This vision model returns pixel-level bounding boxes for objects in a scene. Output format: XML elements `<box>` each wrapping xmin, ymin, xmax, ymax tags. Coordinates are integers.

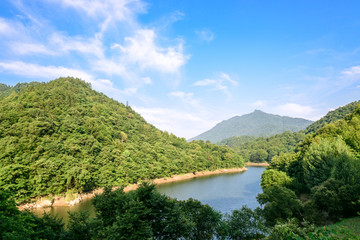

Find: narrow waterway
<box><xmin>32</xmin><ymin>166</ymin><xmax>265</xmax><ymax>222</ymax></box>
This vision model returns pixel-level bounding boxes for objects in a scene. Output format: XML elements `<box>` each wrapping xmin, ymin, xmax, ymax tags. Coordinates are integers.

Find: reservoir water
<box><xmin>32</xmin><ymin>166</ymin><xmax>265</xmax><ymax>222</ymax></box>
<box><xmin>156</xmin><ymin>166</ymin><xmax>265</xmax><ymax>213</ymax></box>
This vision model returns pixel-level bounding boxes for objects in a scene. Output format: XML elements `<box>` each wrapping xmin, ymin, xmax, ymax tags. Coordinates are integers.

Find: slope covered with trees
<box><xmin>220</xmin><ymin>100</ymin><xmax>360</xmax><ymax>163</ymax></box>
<box><xmin>220</xmin><ymin>131</ymin><xmax>306</xmax><ymax>163</ymax></box>
<box><xmin>305</xmin><ymin>100</ymin><xmax>360</xmax><ymax>134</ymax></box>
<box><xmin>259</xmin><ymin>105</ymin><xmax>360</xmax><ymax>226</ymax></box>
<box><xmin>189</xmin><ymin>110</ymin><xmax>312</xmax><ymax>143</ymax></box>
<box><xmin>0</xmin><ymin>78</ymin><xmax>244</xmax><ymax>202</ymax></box>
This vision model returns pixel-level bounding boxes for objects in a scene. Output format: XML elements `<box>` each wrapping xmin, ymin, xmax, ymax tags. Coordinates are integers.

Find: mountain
<box><xmin>0</xmin><ymin>78</ymin><xmax>244</xmax><ymax>202</ymax></box>
<box><xmin>189</xmin><ymin>110</ymin><xmax>313</xmax><ymax>143</ymax></box>
<box><xmin>219</xmin><ymin>100</ymin><xmax>360</xmax><ymax>163</ymax></box>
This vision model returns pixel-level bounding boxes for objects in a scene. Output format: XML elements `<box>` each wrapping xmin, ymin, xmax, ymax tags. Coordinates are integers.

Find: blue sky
<box><xmin>1</xmin><ymin>0</ymin><xmax>360</xmax><ymax>139</ymax></box>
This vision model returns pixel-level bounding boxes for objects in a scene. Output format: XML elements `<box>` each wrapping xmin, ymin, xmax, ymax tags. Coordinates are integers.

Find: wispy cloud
<box><xmin>0</xmin><ymin>0</ymin><xmax>190</xmax><ymax>94</ymax></box>
<box><xmin>340</xmin><ymin>65</ymin><xmax>360</xmax><ymax>83</ymax></box>
<box><xmin>195</xmin><ymin>29</ymin><xmax>214</xmax><ymax>42</ymax></box>
<box><xmin>274</xmin><ymin>103</ymin><xmax>319</xmax><ymax>120</ymax></box>
<box><xmin>133</xmin><ymin>106</ymin><xmax>215</xmax><ymax>139</ymax></box>
<box><xmin>252</xmin><ymin>100</ymin><xmax>266</xmax><ymax>107</ymax></box>
<box><xmin>168</xmin><ymin>91</ymin><xmax>201</xmax><ymax>108</ymax></box>
<box><xmin>49</xmin><ymin>33</ymin><xmax>104</xmax><ymax>58</ymax></box>
<box><xmin>54</xmin><ymin>0</ymin><xmax>146</xmax><ymax>22</ymax></box>
<box><xmin>10</xmin><ymin>42</ymin><xmax>57</xmax><ymax>55</ymax></box>
<box><xmin>0</xmin><ymin>61</ymin><xmax>92</xmax><ymax>80</ymax></box>
<box><xmin>0</xmin><ymin>18</ymin><xmax>16</xmax><ymax>36</ymax></box>
<box><xmin>194</xmin><ymin>72</ymin><xmax>237</xmax><ymax>97</ymax></box>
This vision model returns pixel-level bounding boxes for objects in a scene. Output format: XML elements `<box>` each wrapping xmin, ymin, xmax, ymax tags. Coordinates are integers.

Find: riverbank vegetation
<box><xmin>258</xmin><ymin>104</ymin><xmax>360</xmax><ymax>238</ymax></box>
<box><xmin>2</xmin><ymin>183</ymin><xmax>359</xmax><ymax>239</ymax></box>
<box><xmin>0</xmin><ymin>78</ymin><xmax>244</xmax><ymax>203</ymax></box>
<box><xmin>1</xmin><ymin>183</ymin><xmax>268</xmax><ymax>240</ymax></box>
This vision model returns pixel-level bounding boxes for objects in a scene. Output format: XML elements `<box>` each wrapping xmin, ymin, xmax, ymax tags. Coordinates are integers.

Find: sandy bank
<box><xmin>245</xmin><ymin>162</ymin><xmax>269</xmax><ymax>167</ymax></box>
<box><xmin>18</xmin><ymin>167</ymin><xmax>247</xmax><ymax>211</ymax></box>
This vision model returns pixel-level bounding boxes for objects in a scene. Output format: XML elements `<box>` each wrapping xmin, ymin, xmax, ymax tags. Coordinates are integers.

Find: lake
<box><xmin>32</xmin><ymin>166</ymin><xmax>265</xmax><ymax>222</ymax></box>
<box><xmin>157</xmin><ymin>166</ymin><xmax>265</xmax><ymax>212</ymax></box>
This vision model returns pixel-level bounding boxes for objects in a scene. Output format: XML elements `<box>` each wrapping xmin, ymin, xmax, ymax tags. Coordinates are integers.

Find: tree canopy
<box><xmin>261</xmin><ymin>104</ymin><xmax>360</xmax><ymax>225</ymax></box>
<box><xmin>0</xmin><ymin>78</ymin><xmax>244</xmax><ymax>202</ymax></box>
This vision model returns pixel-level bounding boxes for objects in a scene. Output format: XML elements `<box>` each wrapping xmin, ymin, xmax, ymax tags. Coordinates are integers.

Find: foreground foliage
<box><xmin>0</xmin><ymin>78</ymin><xmax>244</xmax><ymax>203</ymax></box>
<box><xmin>0</xmin><ymin>184</ymin><xmax>267</xmax><ymax>240</ymax></box>
<box><xmin>260</xmin><ymin>104</ymin><xmax>360</xmax><ymax>226</ymax></box>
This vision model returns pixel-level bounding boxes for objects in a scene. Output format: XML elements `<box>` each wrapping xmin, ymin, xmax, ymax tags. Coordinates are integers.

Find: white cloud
<box><xmin>55</xmin><ymin>0</ymin><xmax>145</xmax><ymax>21</ymax></box>
<box><xmin>133</xmin><ymin>106</ymin><xmax>215</xmax><ymax>139</ymax></box>
<box><xmin>195</xmin><ymin>29</ymin><xmax>214</xmax><ymax>42</ymax></box>
<box><xmin>113</xmin><ymin>29</ymin><xmax>188</xmax><ymax>73</ymax></box>
<box><xmin>252</xmin><ymin>100</ymin><xmax>266</xmax><ymax>107</ymax></box>
<box><xmin>194</xmin><ymin>72</ymin><xmax>237</xmax><ymax>97</ymax></box>
<box><xmin>92</xmin><ymin>58</ymin><xmax>127</xmax><ymax>76</ymax></box>
<box><xmin>0</xmin><ymin>61</ymin><xmax>119</xmax><ymax>95</ymax></box>
<box><xmin>49</xmin><ymin>33</ymin><xmax>104</xmax><ymax>58</ymax></box>
<box><xmin>341</xmin><ymin>66</ymin><xmax>360</xmax><ymax>82</ymax></box>
<box><xmin>0</xmin><ymin>61</ymin><xmax>92</xmax><ymax>80</ymax></box>
<box><xmin>274</xmin><ymin>103</ymin><xmax>318</xmax><ymax>120</ymax></box>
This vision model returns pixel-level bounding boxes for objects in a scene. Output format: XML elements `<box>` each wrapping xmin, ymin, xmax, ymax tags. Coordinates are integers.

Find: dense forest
<box><xmin>2</xmin><ymin>181</ymin><xmax>358</xmax><ymax>239</ymax></box>
<box><xmin>1</xmin><ymin>78</ymin><xmax>359</xmax><ymax>239</ymax></box>
<box><xmin>189</xmin><ymin>110</ymin><xmax>312</xmax><ymax>143</ymax></box>
<box><xmin>219</xmin><ymin>131</ymin><xmax>306</xmax><ymax>163</ymax></box>
<box><xmin>258</xmin><ymin>105</ymin><xmax>360</xmax><ymax>235</ymax></box>
<box><xmin>0</xmin><ymin>78</ymin><xmax>244</xmax><ymax>203</ymax></box>
<box><xmin>220</xmin><ymin>100</ymin><xmax>360</xmax><ymax>163</ymax></box>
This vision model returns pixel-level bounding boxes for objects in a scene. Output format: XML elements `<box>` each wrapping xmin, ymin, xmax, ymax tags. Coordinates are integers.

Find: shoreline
<box><xmin>18</xmin><ymin>167</ymin><xmax>247</xmax><ymax>211</ymax></box>
<box><xmin>245</xmin><ymin>162</ymin><xmax>269</xmax><ymax>167</ymax></box>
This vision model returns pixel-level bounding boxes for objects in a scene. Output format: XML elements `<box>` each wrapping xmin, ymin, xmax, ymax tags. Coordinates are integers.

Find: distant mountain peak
<box><xmin>189</xmin><ymin>110</ymin><xmax>313</xmax><ymax>143</ymax></box>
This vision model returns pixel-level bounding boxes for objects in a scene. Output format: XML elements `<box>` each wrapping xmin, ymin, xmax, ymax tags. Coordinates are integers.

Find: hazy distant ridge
<box><xmin>189</xmin><ymin>110</ymin><xmax>313</xmax><ymax>143</ymax></box>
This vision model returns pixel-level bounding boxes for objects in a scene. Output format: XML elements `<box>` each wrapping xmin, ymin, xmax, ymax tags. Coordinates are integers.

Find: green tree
<box><xmin>179</xmin><ymin>198</ymin><xmax>222</xmax><ymax>240</ymax></box>
<box><xmin>260</xmin><ymin>169</ymin><xmax>292</xmax><ymax>189</ymax></box>
<box><xmin>220</xmin><ymin>206</ymin><xmax>266</xmax><ymax>240</ymax></box>
<box><xmin>257</xmin><ymin>185</ymin><xmax>302</xmax><ymax>226</ymax></box>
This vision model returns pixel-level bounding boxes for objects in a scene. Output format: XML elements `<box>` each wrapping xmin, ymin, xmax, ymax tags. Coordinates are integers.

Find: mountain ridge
<box><xmin>189</xmin><ymin>110</ymin><xmax>313</xmax><ymax>143</ymax></box>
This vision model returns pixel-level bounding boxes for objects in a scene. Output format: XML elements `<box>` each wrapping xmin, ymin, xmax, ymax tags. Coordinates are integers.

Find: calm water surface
<box><xmin>32</xmin><ymin>166</ymin><xmax>265</xmax><ymax>222</ymax></box>
<box><xmin>157</xmin><ymin>166</ymin><xmax>265</xmax><ymax>213</ymax></box>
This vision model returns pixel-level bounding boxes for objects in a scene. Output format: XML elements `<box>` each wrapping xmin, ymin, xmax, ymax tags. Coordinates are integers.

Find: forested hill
<box><xmin>189</xmin><ymin>110</ymin><xmax>313</xmax><ymax>143</ymax></box>
<box><xmin>305</xmin><ymin>100</ymin><xmax>360</xmax><ymax>134</ymax></box>
<box><xmin>259</xmin><ymin>105</ymin><xmax>360</xmax><ymax>226</ymax></box>
<box><xmin>220</xmin><ymin>101</ymin><xmax>360</xmax><ymax>163</ymax></box>
<box><xmin>0</xmin><ymin>78</ymin><xmax>244</xmax><ymax>202</ymax></box>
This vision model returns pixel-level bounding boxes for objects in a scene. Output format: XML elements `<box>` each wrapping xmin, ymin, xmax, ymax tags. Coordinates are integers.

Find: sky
<box><xmin>0</xmin><ymin>0</ymin><xmax>360</xmax><ymax>139</ymax></box>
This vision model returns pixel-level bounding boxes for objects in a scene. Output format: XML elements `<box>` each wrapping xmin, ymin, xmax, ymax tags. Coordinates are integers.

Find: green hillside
<box><xmin>220</xmin><ymin>131</ymin><xmax>306</xmax><ymax>163</ymax></box>
<box><xmin>305</xmin><ymin>100</ymin><xmax>360</xmax><ymax>134</ymax></box>
<box><xmin>0</xmin><ymin>78</ymin><xmax>244</xmax><ymax>202</ymax></box>
<box><xmin>260</xmin><ymin>105</ymin><xmax>360</xmax><ymax>226</ymax></box>
<box><xmin>220</xmin><ymin>101</ymin><xmax>360</xmax><ymax>163</ymax></box>
<box><xmin>189</xmin><ymin>110</ymin><xmax>313</xmax><ymax>143</ymax></box>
